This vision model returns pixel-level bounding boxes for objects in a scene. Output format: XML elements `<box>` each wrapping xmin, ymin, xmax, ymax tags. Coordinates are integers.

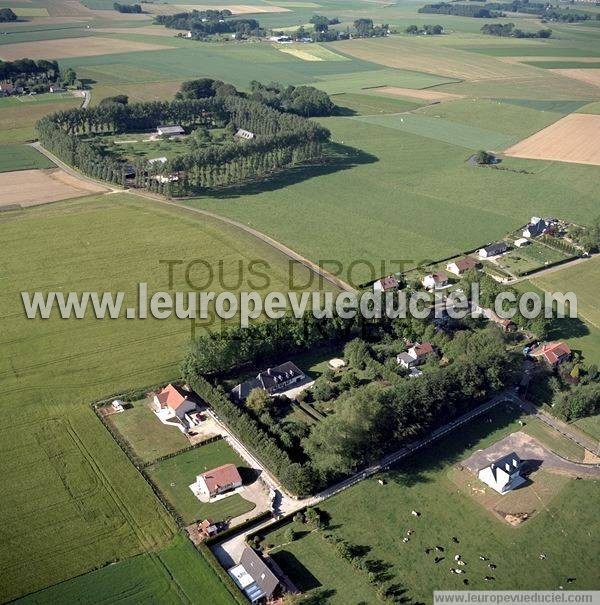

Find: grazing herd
<box><xmin>397</xmin><ymin>507</ymin><xmax>576</xmax><ymax>589</ymax></box>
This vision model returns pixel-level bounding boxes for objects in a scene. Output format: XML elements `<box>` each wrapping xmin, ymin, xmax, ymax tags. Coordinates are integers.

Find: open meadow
<box><xmin>259</xmin><ymin>405</ymin><xmax>600</xmax><ymax>604</ymax></box>
<box><xmin>1</xmin><ymin>0</ymin><xmax>599</xmax><ymax>600</ymax></box>
<box><xmin>0</xmin><ymin>192</ymin><xmax>329</xmax><ymax>601</ymax></box>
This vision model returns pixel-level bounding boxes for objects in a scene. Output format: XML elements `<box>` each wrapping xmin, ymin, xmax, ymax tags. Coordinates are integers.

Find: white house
<box><xmin>478</xmin><ymin>452</ymin><xmax>525</xmax><ymax>494</ymax></box>
<box><xmin>195</xmin><ymin>463</ymin><xmax>242</xmax><ymax>499</ymax></box>
<box><xmin>234</xmin><ymin>128</ymin><xmax>255</xmax><ymax>141</ymax></box>
<box><xmin>397</xmin><ymin>342</ymin><xmax>434</xmax><ymax>369</ymax></box>
<box><xmin>514</xmin><ymin>238</ymin><xmax>529</xmax><ymax>248</ymax></box>
<box><xmin>422</xmin><ymin>271</ymin><xmax>449</xmax><ymax>290</ymax></box>
<box><xmin>446</xmin><ymin>257</ymin><xmax>478</xmax><ymax>276</ymax></box>
<box><xmin>479</xmin><ymin>242</ymin><xmax>508</xmax><ymax>258</ymax></box>
<box><xmin>151</xmin><ymin>384</ymin><xmax>196</xmax><ymax>419</ymax></box>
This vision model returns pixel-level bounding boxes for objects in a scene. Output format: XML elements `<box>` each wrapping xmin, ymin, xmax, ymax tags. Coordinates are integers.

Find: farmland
<box><xmin>0</xmin><ymin>193</ymin><xmax>328</xmax><ymax>601</ymax></box>
<box><xmin>259</xmin><ymin>405</ymin><xmax>600</xmax><ymax>604</ymax></box>
<box><xmin>1</xmin><ymin>0</ymin><xmax>599</xmax><ymax>600</ymax></box>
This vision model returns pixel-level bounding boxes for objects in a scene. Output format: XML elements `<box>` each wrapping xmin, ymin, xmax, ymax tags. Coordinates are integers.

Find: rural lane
<box><xmin>29</xmin><ymin>142</ymin><xmax>355</xmax><ymax>294</ymax></box>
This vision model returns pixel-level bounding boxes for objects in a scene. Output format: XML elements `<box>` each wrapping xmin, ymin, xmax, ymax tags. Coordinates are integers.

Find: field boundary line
<box><xmin>30</xmin><ymin>142</ymin><xmax>354</xmax><ymax>294</ymax></box>
<box><xmin>131</xmin><ymin>190</ymin><xmax>356</xmax><ymax>294</ymax></box>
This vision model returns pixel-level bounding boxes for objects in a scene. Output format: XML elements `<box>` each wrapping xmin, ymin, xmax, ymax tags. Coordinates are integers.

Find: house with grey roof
<box><xmin>228</xmin><ymin>547</ymin><xmax>281</xmax><ymax>603</ymax></box>
<box><xmin>231</xmin><ymin>361</ymin><xmax>305</xmax><ymax>402</ymax></box>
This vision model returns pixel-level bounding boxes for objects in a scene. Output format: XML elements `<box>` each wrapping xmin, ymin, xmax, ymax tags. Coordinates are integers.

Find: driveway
<box><xmin>463</xmin><ymin>431</ymin><xmax>600</xmax><ymax>479</ymax></box>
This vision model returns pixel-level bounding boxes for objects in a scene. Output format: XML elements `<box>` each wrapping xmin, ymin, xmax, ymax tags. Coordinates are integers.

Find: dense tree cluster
<box><xmin>419</xmin><ymin>3</ymin><xmax>503</xmax><ymax>17</ymax></box>
<box><xmin>309</xmin><ymin>14</ymin><xmax>340</xmax><ymax>32</ymax></box>
<box><xmin>0</xmin><ymin>7</ymin><xmax>17</xmax><ymax>22</ymax></box>
<box><xmin>99</xmin><ymin>94</ymin><xmax>129</xmax><ymax>106</ymax></box>
<box><xmin>353</xmin><ymin>18</ymin><xmax>389</xmax><ymax>37</ymax></box>
<box><xmin>155</xmin><ymin>10</ymin><xmax>263</xmax><ymax>38</ymax></box>
<box><xmin>36</xmin><ymin>92</ymin><xmax>329</xmax><ymax>195</ymax></box>
<box><xmin>248</xmin><ymin>81</ymin><xmax>335</xmax><ymax>117</ymax></box>
<box><xmin>181</xmin><ymin>306</ymin><xmax>517</xmax><ymax>493</ymax></box>
<box><xmin>0</xmin><ymin>58</ymin><xmax>60</xmax><ymax>82</ymax></box>
<box><xmin>481</xmin><ymin>22</ymin><xmax>552</xmax><ymax>37</ymax></box>
<box><xmin>569</xmin><ymin>217</ymin><xmax>600</xmax><ymax>253</ymax></box>
<box><xmin>113</xmin><ymin>3</ymin><xmax>142</xmax><ymax>13</ymax></box>
<box><xmin>405</xmin><ymin>24</ymin><xmax>444</xmax><ymax>34</ymax></box>
<box><xmin>552</xmin><ymin>382</ymin><xmax>600</xmax><ymax>421</ymax></box>
<box><xmin>486</xmin><ymin>1</ymin><xmax>599</xmax><ymax>21</ymax></box>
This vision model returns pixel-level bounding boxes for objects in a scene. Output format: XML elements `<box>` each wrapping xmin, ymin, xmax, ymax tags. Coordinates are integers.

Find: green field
<box><xmin>145</xmin><ymin>440</ymin><xmax>256</xmax><ymax>524</ymax></box>
<box><xmin>108</xmin><ymin>400</ymin><xmax>189</xmax><ymax>464</ymax></box>
<box><xmin>0</xmin><ymin>193</ymin><xmax>325</xmax><ymax>601</ymax></box>
<box><xmin>16</xmin><ymin>536</ymin><xmax>236</xmax><ymax>605</ymax></box>
<box><xmin>261</xmin><ymin>405</ymin><xmax>600</xmax><ymax>604</ymax></box>
<box><xmin>0</xmin><ymin>143</ymin><xmax>53</xmax><ymax>172</ymax></box>
<box><xmin>188</xmin><ymin>114</ymin><xmax>600</xmax><ymax>284</ymax></box>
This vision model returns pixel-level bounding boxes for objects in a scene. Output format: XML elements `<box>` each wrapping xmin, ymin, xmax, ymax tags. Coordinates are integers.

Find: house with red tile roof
<box><xmin>446</xmin><ymin>257</ymin><xmax>479</xmax><ymax>276</ymax></box>
<box><xmin>373</xmin><ymin>275</ymin><xmax>400</xmax><ymax>293</ymax></box>
<box><xmin>529</xmin><ymin>342</ymin><xmax>572</xmax><ymax>367</ymax></box>
<box><xmin>196</xmin><ymin>463</ymin><xmax>242</xmax><ymax>499</ymax></box>
<box><xmin>422</xmin><ymin>271</ymin><xmax>449</xmax><ymax>290</ymax></box>
<box><xmin>151</xmin><ymin>383</ymin><xmax>196</xmax><ymax>419</ymax></box>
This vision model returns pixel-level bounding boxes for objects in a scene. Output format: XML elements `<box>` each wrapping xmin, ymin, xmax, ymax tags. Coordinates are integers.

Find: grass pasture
<box><xmin>108</xmin><ymin>400</ymin><xmax>189</xmax><ymax>465</ymax></box>
<box><xmin>145</xmin><ymin>440</ymin><xmax>256</xmax><ymax>524</ymax></box>
<box><xmin>0</xmin><ymin>144</ymin><xmax>53</xmax><ymax>172</ymax></box>
<box><xmin>260</xmin><ymin>405</ymin><xmax>600</xmax><ymax>604</ymax></box>
<box><xmin>0</xmin><ymin>193</ymin><xmax>326</xmax><ymax>600</ymax></box>
<box><xmin>15</xmin><ymin>536</ymin><xmax>236</xmax><ymax>605</ymax></box>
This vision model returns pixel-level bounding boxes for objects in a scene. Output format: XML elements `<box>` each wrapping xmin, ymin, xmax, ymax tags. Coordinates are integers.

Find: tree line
<box><xmin>36</xmin><ymin>92</ymin><xmax>330</xmax><ymax>196</ymax></box>
<box><xmin>0</xmin><ymin>8</ymin><xmax>17</xmax><ymax>22</ymax></box>
<box><xmin>481</xmin><ymin>22</ymin><xmax>552</xmax><ymax>37</ymax></box>
<box><xmin>113</xmin><ymin>3</ymin><xmax>142</xmax><ymax>13</ymax></box>
<box><xmin>0</xmin><ymin>58</ymin><xmax>60</xmax><ymax>82</ymax></box>
<box><xmin>155</xmin><ymin>10</ymin><xmax>263</xmax><ymax>38</ymax></box>
<box><xmin>486</xmin><ymin>0</ymin><xmax>600</xmax><ymax>22</ymax></box>
<box><xmin>181</xmin><ymin>308</ymin><xmax>517</xmax><ymax>493</ymax></box>
<box><xmin>405</xmin><ymin>24</ymin><xmax>444</xmax><ymax>35</ymax></box>
<box><xmin>419</xmin><ymin>3</ymin><xmax>503</xmax><ymax>18</ymax></box>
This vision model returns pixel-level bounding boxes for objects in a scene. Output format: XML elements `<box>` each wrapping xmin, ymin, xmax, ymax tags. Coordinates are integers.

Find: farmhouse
<box><xmin>446</xmin><ymin>257</ymin><xmax>478</xmax><ymax>276</ymax></box>
<box><xmin>228</xmin><ymin>547</ymin><xmax>281</xmax><ymax>603</ymax></box>
<box><xmin>529</xmin><ymin>341</ymin><xmax>572</xmax><ymax>367</ymax></box>
<box><xmin>231</xmin><ymin>361</ymin><xmax>305</xmax><ymax>402</ymax></box>
<box><xmin>195</xmin><ymin>463</ymin><xmax>242</xmax><ymax>499</ymax></box>
<box><xmin>156</xmin><ymin>125</ymin><xmax>185</xmax><ymax>136</ymax></box>
<box><xmin>269</xmin><ymin>35</ymin><xmax>292</xmax><ymax>43</ymax></box>
<box><xmin>479</xmin><ymin>242</ymin><xmax>508</xmax><ymax>258</ymax></box>
<box><xmin>422</xmin><ymin>271</ymin><xmax>449</xmax><ymax>290</ymax></box>
<box><xmin>0</xmin><ymin>81</ymin><xmax>22</xmax><ymax>95</ymax></box>
<box><xmin>478</xmin><ymin>452</ymin><xmax>525</xmax><ymax>494</ymax></box>
<box><xmin>234</xmin><ymin>128</ymin><xmax>256</xmax><ymax>141</ymax></box>
<box><xmin>151</xmin><ymin>384</ymin><xmax>196</xmax><ymax>419</ymax></box>
<box><xmin>523</xmin><ymin>217</ymin><xmax>549</xmax><ymax>238</ymax></box>
<box><xmin>397</xmin><ymin>342</ymin><xmax>434</xmax><ymax>369</ymax></box>
<box><xmin>373</xmin><ymin>275</ymin><xmax>400</xmax><ymax>293</ymax></box>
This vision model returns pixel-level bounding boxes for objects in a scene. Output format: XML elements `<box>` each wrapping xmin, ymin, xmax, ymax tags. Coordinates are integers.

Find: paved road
<box><xmin>212</xmin><ymin>392</ymin><xmax>510</xmax><ymax>567</ymax></box>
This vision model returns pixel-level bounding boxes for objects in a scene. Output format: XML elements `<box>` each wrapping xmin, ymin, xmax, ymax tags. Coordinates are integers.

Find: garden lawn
<box><xmin>145</xmin><ymin>440</ymin><xmax>256</xmax><ymax>524</ymax></box>
<box><xmin>108</xmin><ymin>400</ymin><xmax>189</xmax><ymax>464</ymax></box>
<box><xmin>15</xmin><ymin>536</ymin><xmax>237</xmax><ymax>605</ymax></box>
<box><xmin>572</xmin><ymin>415</ymin><xmax>600</xmax><ymax>442</ymax></box>
<box><xmin>0</xmin><ymin>193</ymin><xmax>325</xmax><ymax>601</ymax></box>
<box><xmin>0</xmin><ymin>143</ymin><xmax>53</xmax><ymax>172</ymax></box>
<box><xmin>262</xmin><ymin>404</ymin><xmax>600</xmax><ymax>604</ymax></box>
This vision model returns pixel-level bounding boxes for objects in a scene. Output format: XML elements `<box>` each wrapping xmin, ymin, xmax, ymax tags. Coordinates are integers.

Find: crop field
<box><xmin>259</xmin><ymin>406</ymin><xmax>600</xmax><ymax>604</ymax></box>
<box><xmin>0</xmin><ymin>193</ymin><xmax>328</xmax><ymax>600</ymax></box>
<box><xmin>108</xmin><ymin>400</ymin><xmax>189</xmax><ymax>464</ymax></box>
<box><xmin>0</xmin><ymin>36</ymin><xmax>175</xmax><ymax>61</ymax></box>
<box><xmin>551</xmin><ymin>68</ymin><xmax>600</xmax><ymax>88</ymax></box>
<box><xmin>332</xmin><ymin>91</ymin><xmax>422</xmax><ymax>115</ymax></box>
<box><xmin>505</xmin><ymin>113</ymin><xmax>600</xmax><ymax>166</ymax></box>
<box><xmin>15</xmin><ymin>536</ymin><xmax>236</xmax><ymax>605</ymax></box>
<box><xmin>0</xmin><ymin>98</ymin><xmax>81</xmax><ymax>144</ymax></box>
<box><xmin>275</xmin><ymin>42</ymin><xmax>350</xmax><ymax>61</ymax></box>
<box><xmin>373</xmin><ymin>85</ymin><xmax>463</xmax><ymax>102</ymax></box>
<box><xmin>145</xmin><ymin>440</ymin><xmax>256</xmax><ymax>524</ymax></box>
<box><xmin>0</xmin><ymin>144</ymin><xmax>53</xmax><ymax>173</ymax></box>
<box><xmin>0</xmin><ymin>168</ymin><xmax>107</xmax><ymax>207</ymax></box>
<box><xmin>189</xmin><ymin>114</ymin><xmax>600</xmax><ymax>283</ymax></box>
